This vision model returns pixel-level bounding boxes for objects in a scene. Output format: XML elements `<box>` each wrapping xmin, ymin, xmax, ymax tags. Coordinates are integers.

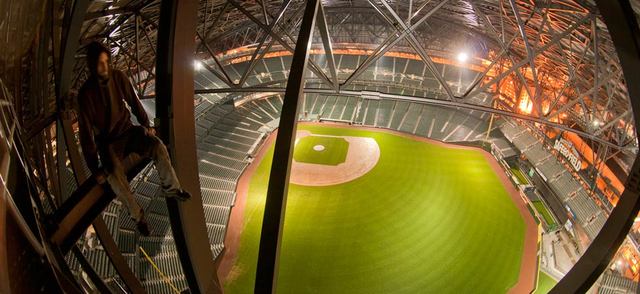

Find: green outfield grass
<box><xmin>532</xmin><ymin>200</ymin><xmax>557</xmax><ymax>227</ymax></box>
<box><xmin>511</xmin><ymin>168</ymin><xmax>529</xmax><ymax>185</ymax></box>
<box><xmin>293</xmin><ymin>135</ymin><xmax>349</xmax><ymax>165</ymax></box>
<box><xmin>534</xmin><ymin>271</ymin><xmax>557</xmax><ymax>293</ymax></box>
<box><xmin>224</xmin><ymin>125</ymin><xmax>527</xmax><ymax>293</ymax></box>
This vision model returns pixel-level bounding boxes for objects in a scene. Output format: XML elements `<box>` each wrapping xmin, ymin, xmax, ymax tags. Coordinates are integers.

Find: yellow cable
<box><xmin>139</xmin><ymin>246</ymin><xmax>181</xmax><ymax>294</ymax></box>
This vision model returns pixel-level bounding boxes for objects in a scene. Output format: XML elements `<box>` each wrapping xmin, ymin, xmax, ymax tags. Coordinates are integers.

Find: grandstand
<box><xmin>595</xmin><ymin>270</ymin><xmax>639</xmax><ymax>294</ymax></box>
<box><xmin>68</xmin><ymin>92</ymin><xmax>496</xmax><ymax>291</ymax></box>
<box><xmin>3</xmin><ymin>0</ymin><xmax>640</xmax><ymax>293</ymax></box>
<box><xmin>499</xmin><ymin>120</ymin><xmax>609</xmax><ymax>241</ymax></box>
<box><xmin>29</xmin><ymin>84</ymin><xmax>640</xmax><ymax>293</ymax></box>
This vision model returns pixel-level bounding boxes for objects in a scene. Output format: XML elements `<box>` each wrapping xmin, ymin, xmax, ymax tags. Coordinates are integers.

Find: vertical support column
<box><xmin>156</xmin><ymin>0</ymin><xmax>221</xmax><ymax>293</ymax></box>
<box><xmin>135</xmin><ymin>14</ymin><xmax>142</xmax><ymax>94</ymax></box>
<box><xmin>254</xmin><ymin>0</ymin><xmax>319</xmax><ymax>292</ymax></box>
<box><xmin>0</xmin><ymin>126</ymin><xmax>10</xmax><ymax>293</ymax></box>
<box><xmin>55</xmin><ymin>0</ymin><xmax>89</xmax><ymax>195</ymax></box>
<box><xmin>550</xmin><ymin>0</ymin><xmax>640</xmax><ymax>292</ymax></box>
<box><xmin>316</xmin><ymin>2</ymin><xmax>338</xmax><ymax>92</ymax></box>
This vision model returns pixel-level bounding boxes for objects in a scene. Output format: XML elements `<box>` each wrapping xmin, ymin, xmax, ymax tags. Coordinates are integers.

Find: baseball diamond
<box><xmin>221</xmin><ymin>124</ymin><xmax>538</xmax><ymax>294</ymax></box>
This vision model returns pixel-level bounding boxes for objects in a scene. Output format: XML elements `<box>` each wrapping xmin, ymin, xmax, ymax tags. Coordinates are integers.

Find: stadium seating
<box><xmin>389</xmin><ymin>101</ymin><xmax>410</xmax><ymax>130</ymax></box>
<box><xmin>375</xmin><ymin>100</ymin><xmax>395</xmax><ymax>127</ymax></box>
<box><xmin>398</xmin><ymin>103</ymin><xmax>422</xmax><ymax>134</ymax></box>
<box><xmin>499</xmin><ymin>120</ymin><xmax>526</xmax><ymax>142</ymax></box>
<box><xmin>334</xmin><ymin>98</ymin><xmax>490</xmax><ymax>143</ymax></box>
<box><xmin>71</xmin><ymin>98</ymin><xmax>259</xmax><ymax>290</ymax></box>
<box><xmin>341</xmin><ymin>97</ymin><xmax>358</xmax><ymax>121</ymax></box>
<box><xmin>549</xmin><ymin>172</ymin><xmax>582</xmax><ymax>201</ymax></box>
<box><xmin>537</xmin><ymin>158</ymin><xmax>565</xmax><ymax>179</ymax></box>
<box><xmin>363</xmin><ymin>100</ymin><xmax>378</xmax><ymax>125</ymax></box>
<box><xmin>596</xmin><ymin>270</ymin><xmax>639</xmax><ymax>293</ymax></box>
<box><xmin>501</xmin><ymin>119</ymin><xmax>608</xmax><ymax>244</ymax></box>
<box><xmin>95</xmin><ymin>95</ymin><xmax>610</xmax><ymax>291</ymax></box>
<box><xmin>523</xmin><ymin>145</ymin><xmax>551</xmax><ymax>165</ymax></box>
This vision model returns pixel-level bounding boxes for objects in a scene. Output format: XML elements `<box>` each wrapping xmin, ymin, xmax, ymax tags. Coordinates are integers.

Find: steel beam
<box><xmin>341</xmin><ymin>0</ymin><xmax>450</xmax><ymax>88</ymax></box>
<box><xmin>84</xmin><ymin>8</ymin><xmax>135</xmax><ymax>21</ymax></box>
<box><xmin>593</xmin><ymin>111</ymin><xmax>630</xmax><ymax>137</ymax></box>
<box><xmin>156</xmin><ymin>0</ymin><xmax>222</xmax><ymax>292</ymax></box>
<box><xmin>316</xmin><ymin>2</ymin><xmax>339</xmax><ymax>92</ymax></box>
<box><xmin>508</xmin><ymin>0</ymin><xmax>542</xmax><ymax>115</ymax></box>
<box><xmin>466</xmin><ymin>13</ymin><xmax>592</xmax><ymax>98</ymax></box>
<box><xmin>227</xmin><ymin>0</ymin><xmax>334</xmax><ymax>89</ymax></box>
<box><xmin>550</xmin><ymin>0</ymin><xmax>640</xmax><ymax>292</ymax></box>
<box><xmin>0</xmin><ymin>109</ymin><xmax>11</xmax><ymax>294</ymax></box>
<box><xmin>545</xmin><ymin>68</ymin><xmax>620</xmax><ymax>120</ymax></box>
<box><xmin>70</xmin><ymin>247</ymin><xmax>111</xmax><ymax>293</ymax></box>
<box><xmin>254</xmin><ymin>0</ymin><xmax>318</xmax><ymax>292</ymax></box>
<box><xmin>55</xmin><ymin>0</ymin><xmax>89</xmax><ymax>103</ymax></box>
<box><xmin>52</xmin><ymin>121</ymin><xmax>147</xmax><ymax>292</ymax></box>
<box><xmin>237</xmin><ymin>0</ymin><xmax>292</xmax><ymax>87</ymax></box>
<box><xmin>471</xmin><ymin>5</ymin><xmax>538</xmax><ymax>111</ymax></box>
<box><xmin>136</xmin><ymin>14</ymin><xmax>142</xmax><ymax>93</ymax></box>
<box><xmin>196</xmin><ymin>31</ymin><xmax>236</xmax><ymax>88</ymax></box>
<box><xmin>108</xmin><ymin>38</ymin><xmax>156</xmax><ymax>78</ymax></box>
<box><xmin>591</xmin><ymin>16</ymin><xmax>600</xmax><ymax>120</ymax></box>
<box><xmin>375</xmin><ymin>0</ymin><xmax>457</xmax><ymax>101</ymax></box>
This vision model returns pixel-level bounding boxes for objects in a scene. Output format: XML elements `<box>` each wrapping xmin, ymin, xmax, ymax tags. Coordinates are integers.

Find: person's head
<box><xmin>86</xmin><ymin>41</ymin><xmax>111</xmax><ymax>79</ymax></box>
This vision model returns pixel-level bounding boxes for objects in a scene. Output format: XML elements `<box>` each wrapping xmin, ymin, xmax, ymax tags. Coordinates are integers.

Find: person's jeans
<box><xmin>102</xmin><ymin>127</ymin><xmax>181</xmax><ymax>222</ymax></box>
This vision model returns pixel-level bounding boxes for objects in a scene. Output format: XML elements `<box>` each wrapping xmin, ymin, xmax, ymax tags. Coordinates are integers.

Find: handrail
<box><xmin>0</xmin><ymin>77</ymin><xmax>53</xmax><ymax>257</ymax></box>
<box><xmin>1</xmin><ymin>179</ymin><xmax>45</xmax><ymax>256</ymax></box>
<box><xmin>71</xmin><ymin>246</ymin><xmax>112</xmax><ymax>293</ymax></box>
<box><xmin>139</xmin><ymin>246</ymin><xmax>181</xmax><ymax>294</ymax></box>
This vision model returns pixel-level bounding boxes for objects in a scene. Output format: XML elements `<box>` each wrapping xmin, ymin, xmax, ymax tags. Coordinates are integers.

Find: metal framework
<box><xmin>3</xmin><ymin>0</ymin><xmax>640</xmax><ymax>293</ymax></box>
<box><xmin>254</xmin><ymin>0</ymin><xmax>318</xmax><ymax>292</ymax></box>
<box><xmin>550</xmin><ymin>0</ymin><xmax>640</xmax><ymax>291</ymax></box>
<box><xmin>80</xmin><ymin>0</ymin><xmax>632</xmax><ymax>154</ymax></box>
<box><xmin>20</xmin><ymin>0</ymin><xmax>640</xmax><ymax>158</ymax></box>
<box><xmin>156</xmin><ymin>0</ymin><xmax>222</xmax><ymax>292</ymax></box>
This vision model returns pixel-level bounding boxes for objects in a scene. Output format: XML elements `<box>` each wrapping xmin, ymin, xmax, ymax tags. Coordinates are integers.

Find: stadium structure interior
<box><xmin>3</xmin><ymin>0</ymin><xmax>640</xmax><ymax>293</ymax></box>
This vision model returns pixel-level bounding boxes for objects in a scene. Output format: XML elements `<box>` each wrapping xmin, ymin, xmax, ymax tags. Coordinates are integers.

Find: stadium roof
<box><xmin>3</xmin><ymin>0</ymin><xmax>638</xmax><ymax>155</ymax></box>
<box><xmin>3</xmin><ymin>0</ymin><xmax>640</xmax><ymax>292</ymax></box>
<box><xmin>59</xmin><ymin>0</ymin><xmax>637</xmax><ymax>155</ymax></box>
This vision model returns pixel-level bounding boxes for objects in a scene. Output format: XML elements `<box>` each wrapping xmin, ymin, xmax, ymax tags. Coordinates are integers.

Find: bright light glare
<box><xmin>592</xmin><ymin>119</ymin><xmax>601</xmax><ymax>127</ymax></box>
<box><xmin>457</xmin><ymin>52</ymin><xmax>469</xmax><ymax>63</ymax></box>
<box><xmin>194</xmin><ymin>60</ymin><xmax>203</xmax><ymax>71</ymax></box>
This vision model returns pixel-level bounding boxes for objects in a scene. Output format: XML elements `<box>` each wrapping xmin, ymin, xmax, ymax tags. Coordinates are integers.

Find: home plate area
<box><xmin>290</xmin><ymin>130</ymin><xmax>380</xmax><ymax>186</ymax></box>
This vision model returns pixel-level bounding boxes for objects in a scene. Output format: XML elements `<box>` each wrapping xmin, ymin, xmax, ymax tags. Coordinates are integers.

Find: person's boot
<box><xmin>136</xmin><ymin>214</ymin><xmax>151</xmax><ymax>237</ymax></box>
<box><xmin>175</xmin><ymin>189</ymin><xmax>191</xmax><ymax>201</ymax></box>
<box><xmin>167</xmin><ymin>189</ymin><xmax>191</xmax><ymax>201</ymax></box>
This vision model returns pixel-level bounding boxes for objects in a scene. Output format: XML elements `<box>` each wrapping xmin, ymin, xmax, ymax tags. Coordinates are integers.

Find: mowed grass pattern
<box><xmin>224</xmin><ymin>125</ymin><xmax>526</xmax><ymax>293</ymax></box>
<box><xmin>534</xmin><ymin>271</ymin><xmax>557</xmax><ymax>293</ymax></box>
<box><xmin>294</xmin><ymin>135</ymin><xmax>349</xmax><ymax>166</ymax></box>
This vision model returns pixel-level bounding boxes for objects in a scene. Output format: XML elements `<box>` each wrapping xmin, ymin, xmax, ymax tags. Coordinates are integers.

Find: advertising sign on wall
<box><xmin>554</xmin><ymin>137</ymin><xmax>583</xmax><ymax>171</ymax></box>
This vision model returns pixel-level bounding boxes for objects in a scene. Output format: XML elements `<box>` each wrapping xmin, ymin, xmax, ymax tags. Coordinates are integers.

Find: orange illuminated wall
<box><xmin>223</xmin><ymin>46</ymin><xmax>490</xmax><ymax>73</ymax></box>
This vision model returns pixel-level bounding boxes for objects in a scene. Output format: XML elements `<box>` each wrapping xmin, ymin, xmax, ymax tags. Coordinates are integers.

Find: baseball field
<box><xmin>223</xmin><ymin>124</ymin><xmax>531</xmax><ymax>293</ymax></box>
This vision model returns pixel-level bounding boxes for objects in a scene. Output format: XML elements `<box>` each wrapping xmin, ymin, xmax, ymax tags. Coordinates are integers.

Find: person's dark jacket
<box><xmin>77</xmin><ymin>69</ymin><xmax>150</xmax><ymax>174</ymax></box>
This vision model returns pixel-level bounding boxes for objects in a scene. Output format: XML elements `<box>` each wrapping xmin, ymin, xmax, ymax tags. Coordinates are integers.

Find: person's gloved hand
<box><xmin>145</xmin><ymin>126</ymin><xmax>156</xmax><ymax>137</ymax></box>
<box><xmin>95</xmin><ymin>172</ymin><xmax>107</xmax><ymax>185</ymax></box>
